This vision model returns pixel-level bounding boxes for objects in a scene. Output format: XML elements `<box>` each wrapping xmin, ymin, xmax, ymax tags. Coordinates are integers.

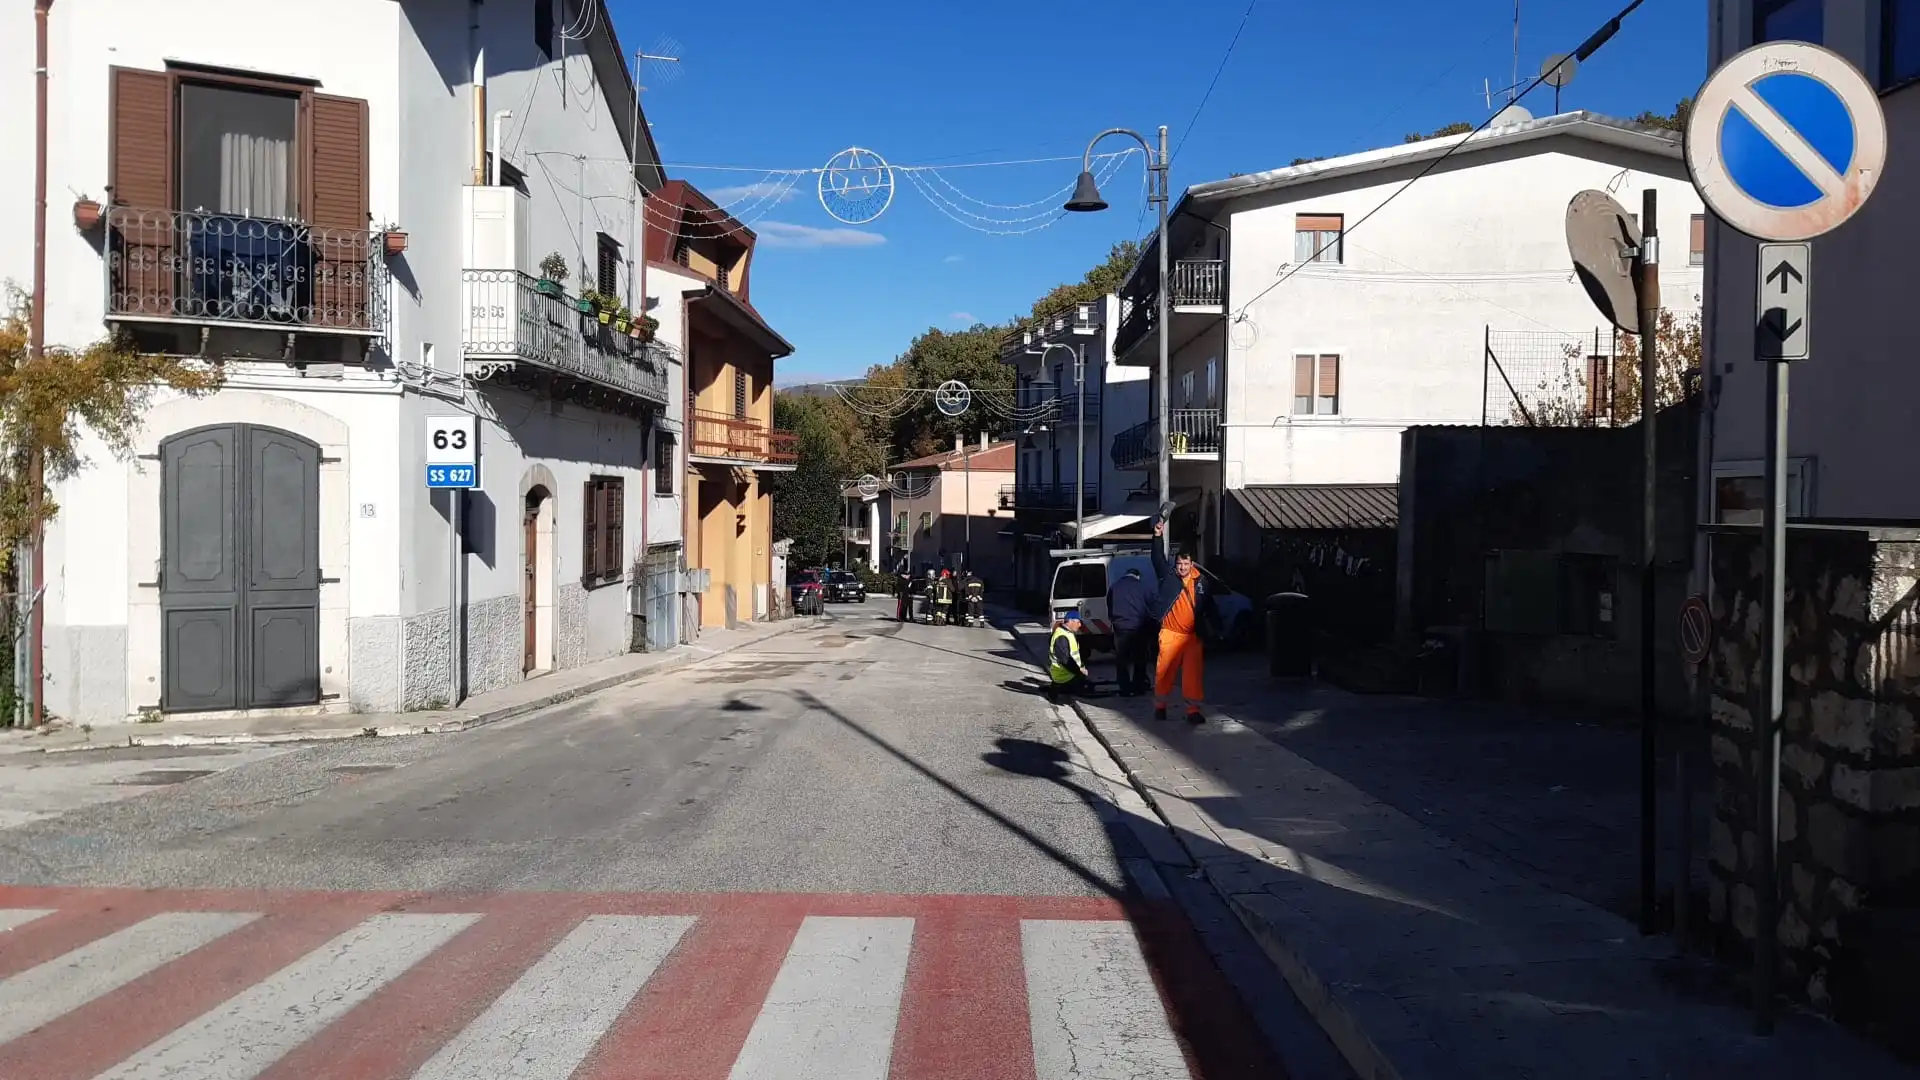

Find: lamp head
<box><xmin>1063</xmin><ymin>171</ymin><xmax>1108</xmax><ymax>213</ymax></box>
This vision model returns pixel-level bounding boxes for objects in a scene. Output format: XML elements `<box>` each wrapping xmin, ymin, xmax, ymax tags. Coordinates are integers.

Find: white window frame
<box><xmin>1291</xmin><ymin>351</ymin><xmax>1343</xmax><ymax>417</ymax></box>
<box><xmin>1711</xmin><ymin>457</ymin><xmax>1813</xmax><ymax>523</ymax></box>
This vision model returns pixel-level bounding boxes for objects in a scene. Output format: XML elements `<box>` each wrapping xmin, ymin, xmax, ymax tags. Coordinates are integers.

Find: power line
<box><xmin>1231</xmin><ymin>0</ymin><xmax>1647</xmax><ymax>321</ymax></box>
<box><xmin>1169</xmin><ymin>0</ymin><xmax>1260</xmax><ymax>165</ymax></box>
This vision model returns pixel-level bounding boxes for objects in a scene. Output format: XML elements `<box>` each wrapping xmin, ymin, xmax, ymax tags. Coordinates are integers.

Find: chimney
<box><xmin>953</xmin><ymin>435</ymin><xmax>962</xmax><ymax>455</ymax></box>
<box><xmin>979</xmin><ymin>432</ymin><xmax>988</xmax><ymax>452</ymax></box>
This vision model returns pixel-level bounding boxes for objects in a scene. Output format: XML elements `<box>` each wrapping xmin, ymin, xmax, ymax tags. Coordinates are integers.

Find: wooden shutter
<box><xmin>1585</xmin><ymin>355</ymin><xmax>1610</xmax><ymax>419</ymax></box>
<box><xmin>1293</xmin><ymin>355</ymin><xmax>1313</xmax><ymax>398</ymax></box>
<box><xmin>582</xmin><ymin>480</ymin><xmax>600</xmax><ymax>580</ymax></box>
<box><xmin>604</xmin><ymin>480</ymin><xmax>625</xmax><ymax>581</ymax></box>
<box><xmin>308</xmin><ymin>93</ymin><xmax>370</xmax><ymax>329</ymax></box>
<box><xmin>109</xmin><ymin>67</ymin><xmax>176</xmax><ymax>316</ymax></box>
<box><xmin>1317</xmin><ymin>355</ymin><xmax>1340</xmax><ymax>397</ymax></box>
<box><xmin>1689</xmin><ymin>214</ymin><xmax>1706</xmax><ymax>262</ymax></box>
<box><xmin>1295</xmin><ymin>214</ymin><xmax>1343</xmax><ymax>232</ymax></box>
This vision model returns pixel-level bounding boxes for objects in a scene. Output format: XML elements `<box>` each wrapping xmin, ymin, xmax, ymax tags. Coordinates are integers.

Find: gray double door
<box><xmin>160</xmin><ymin>424</ymin><xmax>321</xmax><ymax>713</ymax></box>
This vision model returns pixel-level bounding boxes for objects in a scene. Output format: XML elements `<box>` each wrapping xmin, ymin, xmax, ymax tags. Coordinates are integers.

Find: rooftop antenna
<box><xmin>1510</xmin><ymin>0</ymin><xmax>1521</xmax><ymax>104</ymax></box>
<box><xmin>1541</xmin><ymin>52</ymin><xmax>1579</xmax><ymax>114</ymax></box>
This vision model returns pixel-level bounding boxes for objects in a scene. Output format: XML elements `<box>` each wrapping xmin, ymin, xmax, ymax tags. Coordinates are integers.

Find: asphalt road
<box><xmin>0</xmin><ymin>600</ymin><xmax>1345</xmax><ymax>1079</ymax></box>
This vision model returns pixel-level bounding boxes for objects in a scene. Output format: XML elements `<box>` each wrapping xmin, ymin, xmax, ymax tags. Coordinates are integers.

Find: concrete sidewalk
<box><xmin>1001</xmin><ymin>615</ymin><xmax>1916</xmax><ymax>1080</ymax></box>
<box><xmin>3</xmin><ymin>617</ymin><xmax>817</xmax><ymax>756</ymax></box>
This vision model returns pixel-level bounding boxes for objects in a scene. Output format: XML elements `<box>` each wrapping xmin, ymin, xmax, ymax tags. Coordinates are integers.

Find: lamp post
<box><xmin>1030</xmin><ymin>342</ymin><xmax>1087</xmax><ymax>549</ymax></box>
<box><xmin>1066</xmin><ymin>126</ymin><xmax>1169</xmax><ymax>561</ymax></box>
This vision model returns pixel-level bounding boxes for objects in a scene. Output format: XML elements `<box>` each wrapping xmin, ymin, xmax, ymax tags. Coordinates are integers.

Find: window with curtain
<box><xmin>1205</xmin><ymin>358</ymin><xmax>1218</xmax><ymax>405</ymax></box>
<box><xmin>1884</xmin><ymin>0</ymin><xmax>1920</xmax><ymax>88</ymax></box>
<box><xmin>1754</xmin><ymin>0</ymin><xmax>1822</xmax><ymax>44</ymax></box>
<box><xmin>1293</xmin><ymin>214</ymin><xmax>1344</xmax><ymax>264</ymax></box>
<box><xmin>179</xmin><ymin>82</ymin><xmax>298</xmax><ymax>220</ymax></box>
<box><xmin>1181</xmin><ymin>371</ymin><xmax>1196</xmax><ymax>406</ymax></box>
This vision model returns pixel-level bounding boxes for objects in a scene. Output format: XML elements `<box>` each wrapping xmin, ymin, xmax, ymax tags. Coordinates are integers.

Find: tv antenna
<box><xmin>1541</xmin><ymin>53</ymin><xmax>1579</xmax><ymax>113</ymax></box>
<box><xmin>637</xmin><ymin>40</ymin><xmax>682</xmax><ymax>95</ymax></box>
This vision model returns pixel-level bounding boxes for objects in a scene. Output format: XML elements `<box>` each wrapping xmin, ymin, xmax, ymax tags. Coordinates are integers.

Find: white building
<box><xmin>1103</xmin><ymin>111</ymin><xmax>1707</xmax><ymax>564</ymax></box>
<box><xmin>0</xmin><ymin>0</ymin><xmax>712</xmax><ymax>725</ymax></box>
<box><xmin>1701</xmin><ymin>0</ymin><xmax>1919</xmax><ymax>521</ymax></box>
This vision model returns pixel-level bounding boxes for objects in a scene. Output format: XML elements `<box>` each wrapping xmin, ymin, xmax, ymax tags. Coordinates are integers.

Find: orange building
<box><xmin>645</xmin><ymin>182</ymin><xmax>795</xmax><ymax>629</ymax></box>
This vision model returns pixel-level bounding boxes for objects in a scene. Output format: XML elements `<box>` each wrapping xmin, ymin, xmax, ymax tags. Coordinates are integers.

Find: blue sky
<box><xmin>610</xmin><ymin>0</ymin><xmax>1707</xmax><ymax>384</ymax></box>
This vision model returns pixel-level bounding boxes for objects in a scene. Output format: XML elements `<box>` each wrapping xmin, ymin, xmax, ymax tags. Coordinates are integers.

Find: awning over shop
<box><xmin>1063</xmin><ymin>513</ymin><xmax>1155</xmax><ymax>545</ymax></box>
<box><xmin>1229</xmin><ymin>484</ymin><xmax>1398</xmax><ymax>531</ymax></box>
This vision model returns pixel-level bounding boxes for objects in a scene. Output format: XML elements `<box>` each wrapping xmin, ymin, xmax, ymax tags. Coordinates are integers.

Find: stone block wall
<box><xmin>1704</xmin><ymin>525</ymin><xmax>1920</xmax><ymax>1025</ymax></box>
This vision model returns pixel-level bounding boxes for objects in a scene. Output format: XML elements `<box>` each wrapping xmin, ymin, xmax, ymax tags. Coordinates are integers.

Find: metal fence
<box><xmin>1483</xmin><ymin>326</ymin><xmax>1623</xmax><ymax>428</ymax></box>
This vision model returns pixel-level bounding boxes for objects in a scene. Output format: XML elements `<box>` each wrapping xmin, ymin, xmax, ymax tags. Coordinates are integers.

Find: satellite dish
<box><xmin>1541</xmin><ymin>54</ymin><xmax>1578</xmax><ymax>89</ymax></box>
<box><xmin>1490</xmin><ymin>104</ymin><xmax>1534</xmax><ymax>128</ymax></box>
<box><xmin>1565</xmin><ymin>189</ymin><xmax>1643</xmax><ymax>335</ymax></box>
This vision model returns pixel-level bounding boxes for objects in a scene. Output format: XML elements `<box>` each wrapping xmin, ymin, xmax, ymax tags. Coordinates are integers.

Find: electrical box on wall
<box><xmin>461</xmin><ymin>184</ymin><xmax>534</xmax><ymax>275</ymax></box>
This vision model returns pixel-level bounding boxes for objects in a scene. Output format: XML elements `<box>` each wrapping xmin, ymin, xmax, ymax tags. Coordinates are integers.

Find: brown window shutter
<box><xmin>109</xmin><ymin>67</ymin><xmax>176</xmax><ymax>317</ymax></box>
<box><xmin>1295</xmin><ymin>214</ymin><xmax>1343</xmax><ymax>232</ymax></box>
<box><xmin>605</xmin><ymin>480</ymin><xmax>624</xmax><ymax>580</ymax></box>
<box><xmin>1317</xmin><ymin>355</ymin><xmax>1340</xmax><ymax>397</ymax></box>
<box><xmin>1293</xmin><ymin>355</ymin><xmax>1313</xmax><ymax>397</ymax></box>
<box><xmin>1586</xmin><ymin>355</ymin><xmax>1609</xmax><ymax>418</ymax></box>
<box><xmin>308</xmin><ymin>93</ymin><xmax>370</xmax><ymax>329</ymax></box>
<box><xmin>1689</xmin><ymin>214</ymin><xmax>1706</xmax><ymax>257</ymax></box>
<box><xmin>582</xmin><ymin>480</ymin><xmax>600</xmax><ymax>579</ymax></box>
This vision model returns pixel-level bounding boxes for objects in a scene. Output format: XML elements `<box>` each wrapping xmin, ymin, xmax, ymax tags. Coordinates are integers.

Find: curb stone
<box><xmin>30</xmin><ymin>618</ymin><xmax>820</xmax><ymax>754</ymax></box>
<box><xmin>999</xmin><ymin>614</ymin><xmax>1408</xmax><ymax>1080</ymax></box>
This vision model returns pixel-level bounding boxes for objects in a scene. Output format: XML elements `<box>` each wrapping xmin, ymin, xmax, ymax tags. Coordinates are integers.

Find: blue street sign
<box><xmin>1686</xmin><ymin>41</ymin><xmax>1887</xmax><ymax>242</ymax></box>
<box><xmin>426</xmin><ymin>464</ymin><xmax>477</xmax><ymax>489</ymax></box>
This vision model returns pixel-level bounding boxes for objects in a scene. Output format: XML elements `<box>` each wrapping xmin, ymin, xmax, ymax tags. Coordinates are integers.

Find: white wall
<box><xmin>1098</xmin><ymin>294</ymin><xmax>1151</xmax><ymax>517</ymax></box>
<box><xmin>1221</xmin><ymin>139</ymin><xmax>1705</xmax><ymax>489</ymax></box>
<box><xmin>1705</xmin><ymin>2</ymin><xmax>1920</xmax><ymax>520</ymax></box>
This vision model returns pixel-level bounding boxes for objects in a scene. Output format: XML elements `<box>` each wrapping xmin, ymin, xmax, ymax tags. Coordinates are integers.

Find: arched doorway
<box><xmin>159</xmin><ymin>424</ymin><xmax>320</xmax><ymax>712</ymax></box>
<box><xmin>523</xmin><ymin>486</ymin><xmax>555</xmax><ymax>673</ymax></box>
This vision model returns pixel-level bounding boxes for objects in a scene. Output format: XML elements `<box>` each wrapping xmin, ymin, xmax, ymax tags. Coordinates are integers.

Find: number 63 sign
<box><xmin>425</xmin><ymin>415</ymin><xmax>479</xmax><ymax>488</ymax></box>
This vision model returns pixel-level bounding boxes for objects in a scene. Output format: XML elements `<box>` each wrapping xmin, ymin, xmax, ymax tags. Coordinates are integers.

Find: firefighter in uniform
<box><xmin>931</xmin><ymin>568</ymin><xmax>955</xmax><ymax>626</ymax></box>
<box><xmin>961</xmin><ymin>570</ymin><xmax>985</xmax><ymax>626</ymax></box>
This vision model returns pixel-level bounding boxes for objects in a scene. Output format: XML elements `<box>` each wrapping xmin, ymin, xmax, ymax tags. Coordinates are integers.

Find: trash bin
<box><xmin>1265</xmin><ymin>592</ymin><xmax>1312</xmax><ymax>677</ymax></box>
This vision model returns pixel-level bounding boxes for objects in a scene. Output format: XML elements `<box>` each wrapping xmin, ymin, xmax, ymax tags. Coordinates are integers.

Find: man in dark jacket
<box><xmin>1105</xmin><ymin>566</ymin><xmax>1153</xmax><ymax>696</ymax></box>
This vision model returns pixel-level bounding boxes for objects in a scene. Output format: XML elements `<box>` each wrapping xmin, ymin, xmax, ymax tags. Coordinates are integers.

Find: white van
<box><xmin>1048</xmin><ymin>548</ymin><xmax>1256</xmax><ymax>654</ymax></box>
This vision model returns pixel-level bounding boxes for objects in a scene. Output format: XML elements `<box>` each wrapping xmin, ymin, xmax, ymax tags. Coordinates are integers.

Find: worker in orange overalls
<box><xmin>1150</xmin><ymin>518</ymin><xmax>1215</xmax><ymax>725</ymax></box>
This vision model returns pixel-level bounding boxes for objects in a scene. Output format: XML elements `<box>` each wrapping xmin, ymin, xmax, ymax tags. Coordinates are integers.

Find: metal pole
<box><xmin>448</xmin><ymin>491</ymin><xmax>464</xmax><ymax>708</ymax></box>
<box><xmin>1754</xmin><ymin>354</ymin><xmax>1788</xmax><ymax>1035</ymax></box>
<box><xmin>28</xmin><ymin>0</ymin><xmax>52</xmax><ymax>728</ymax></box>
<box><xmin>1075</xmin><ymin>344</ymin><xmax>1087</xmax><ymax>548</ymax></box>
<box><xmin>1155</xmin><ymin>126</ymin><xmax>1172</xmax><ymax>564</ymax></box>
<box><xmin>1637</xmin><ymin>187</ymin><xmax>1660</xmax><ymax>936</ymax></box>
<box><xmin>964</xmin><ymin>440</ymin><xmax>972</xmax><ymax>572</ymax></box>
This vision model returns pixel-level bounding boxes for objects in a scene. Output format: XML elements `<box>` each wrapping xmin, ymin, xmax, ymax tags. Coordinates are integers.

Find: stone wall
<box><xmin>1704</xmin><ymin>525</ymin><xmax>1920</xmax><ymax>1036</ymax></box>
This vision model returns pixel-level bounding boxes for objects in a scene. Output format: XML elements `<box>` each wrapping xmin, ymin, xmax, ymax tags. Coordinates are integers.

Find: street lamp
<box><xmin>1030</xmin><ymin>342</ymin><xmax>1087</xmax><ymax>551</ymax></box>
<box><xmin>1066</xmin><ymin>125</ymin><xmax>1170</xmax><ymax>561</ymax></box>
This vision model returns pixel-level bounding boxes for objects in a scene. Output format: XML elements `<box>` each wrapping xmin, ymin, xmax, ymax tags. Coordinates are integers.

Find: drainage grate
<box><xmin>116</xmin><ymin>769</ymin><xmax>215</xmax><ymax>786</ymax></box>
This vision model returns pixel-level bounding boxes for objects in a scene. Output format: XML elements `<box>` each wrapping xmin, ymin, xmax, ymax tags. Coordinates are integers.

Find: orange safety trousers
<box><xmin>1154</xmin><ymin>628</ymin><xmax>1205</xmax><ymax>713</ymax></box>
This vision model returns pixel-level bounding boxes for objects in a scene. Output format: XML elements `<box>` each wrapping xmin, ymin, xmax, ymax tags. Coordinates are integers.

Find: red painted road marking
<box><xmin>0</xmin><ymin>887</ymin><xmax>1286</xmax><ymax>1080</ymax></box>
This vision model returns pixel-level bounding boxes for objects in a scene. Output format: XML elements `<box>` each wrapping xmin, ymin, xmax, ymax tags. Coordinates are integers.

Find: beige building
<box><xmin>888</xmin><ymin>439</ymin><xmax>1015</xmax><ymax>585</ymax></box>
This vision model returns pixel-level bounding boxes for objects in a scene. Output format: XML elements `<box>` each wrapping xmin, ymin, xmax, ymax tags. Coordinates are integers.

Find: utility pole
<box><xmin>1075</xmin><ymin>343</ymin><xmax>1087</xmax><ymax>548</ymax></box>
<box><xmin>1635</xmin><ymin>188</ymin><xmax>1660</xmax><ymax>936</ymax></box>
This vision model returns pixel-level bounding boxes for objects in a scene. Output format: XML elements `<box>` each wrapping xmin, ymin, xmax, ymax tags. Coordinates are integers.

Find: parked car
<box><xmin>789</xmin><ymin>570</ymin><xmax>825</xmax><ymax>615</ymax></box>
<box><xmin>823</xmin><ymin>569</ymin><xmax>866</xmax><ymax>603</ymax></box>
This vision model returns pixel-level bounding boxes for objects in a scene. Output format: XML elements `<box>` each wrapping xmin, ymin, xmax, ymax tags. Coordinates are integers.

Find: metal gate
<box><xmin>641</xmin><ymin>544</ymin><xmax>680</xmax><ymax>652</ymax></box>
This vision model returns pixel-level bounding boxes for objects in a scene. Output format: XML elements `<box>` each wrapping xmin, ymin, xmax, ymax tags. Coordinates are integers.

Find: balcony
<box><xmin>689</xmin><ymin>409</ymin><xmax>797</xmax><ymax>469</ymax></box>
<box><xmin>1111</xmin><ymin>409</ymin><xmax>1222</xmax><ymax>470</ymax></box>
<box><xmin>1003</xmin><ymin>482</ymin><xmax>1100</xmax><ymax>512</ymax></box>
<box><xmin>462</xmin><ymin>270</ymin><xmax>669</xmax><ymax>409</ymax></box>
<box><xmin>104</xmin><ymin>206</ymin><xmax>388</xmax><ymax>335</ymax></box>
<box><xmin>1112</xmin><ymin>258</ymin><xmax>1226</xmax><ymax>363</ymax></box>
<box><xmin>999</xmin><ymin>302</ymin><xmax>1104</xmax><ymax>362</ymax></box>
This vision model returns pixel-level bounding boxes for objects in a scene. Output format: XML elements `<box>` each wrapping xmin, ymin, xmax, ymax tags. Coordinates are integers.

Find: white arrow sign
<box><xmin>1756</xmin><ymin>242</ymin><xmax>1810</xmax><ymax>361</ymax></box>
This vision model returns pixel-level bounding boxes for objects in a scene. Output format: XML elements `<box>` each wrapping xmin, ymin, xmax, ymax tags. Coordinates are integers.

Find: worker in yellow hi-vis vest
<box><xmin>1045</xmin><ymin>610</ymin><xmax>1096</xmax><ymax>703</ymax></box>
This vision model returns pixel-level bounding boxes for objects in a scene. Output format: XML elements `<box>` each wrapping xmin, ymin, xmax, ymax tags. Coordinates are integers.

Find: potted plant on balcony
<box><xmin>72</xmin><ymin>196</ymin><xmax>103</xmax><ymax>232</ymax></box>
<box><xmin>381</xmin><ymin>225</ymin><xmax>408</xmax><ymax>257</ymax></box>
<box><xmin>633</xmin><ymin>313</ymin><xmax>658</xmax><ymax>343</ymax></box>
<box><xmin>536</xmin><ymin>253</ymin><xmax>569</xmax><ymax>298</ymax></box>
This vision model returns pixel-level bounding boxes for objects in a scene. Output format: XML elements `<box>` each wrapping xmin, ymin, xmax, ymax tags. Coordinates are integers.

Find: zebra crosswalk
<box><xmin>0</xmin><ymin>886</ymin><xmax>1268</xmax><ymax>1080</ymax></box>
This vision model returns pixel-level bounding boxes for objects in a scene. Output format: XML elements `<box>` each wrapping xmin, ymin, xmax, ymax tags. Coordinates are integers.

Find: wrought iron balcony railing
<box><xmin>1110</xmin><ymin>409</ymin><xmax>1222</xmax><ymax>469</ymax></box>
<box><xmin>1112</xmin><ymin>258</ymin><xmax>1226</xmax><ymax>356</ymax></box>
<box><xmin>104</xmin><ymin>206</ymin><xmax>388</xmax><ymax>334</ymax></box>
<box><xmin>461</xmin><ymin>270</ymin><xmax>669</xmax><ymax>406</ymax></box>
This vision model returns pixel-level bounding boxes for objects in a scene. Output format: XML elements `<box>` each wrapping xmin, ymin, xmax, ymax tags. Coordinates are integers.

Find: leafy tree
<box><xmin>1520</xmin><ymin>303</ymin><xmax>1701</xmax><ymax>427</ymax></box>
<box><xmin>1023</xmin><ymin>241</ymin><xmax>1141</xmax><ymax>328</ymax></box>
<box><xmin>767</xmin><ymin>394</ymin><xmax>850</xmax><ymax>568</ymax></box>
<box><xmin>0</xmin><ymin>286</ymin><xmax>222</xmax><ymax>548</ymax></box>
<box><xmin>1289</xmin><ymin>155</ymin><xmax>1329</xmax><ymax>166</ymax></box>
<box><xmin>1403</xmin><ymin>121</ymin><xmax>1474</xmax><ymax>143</ymax></box>
<box><xmin>1631</xmin><ymin>99</ymin><xmax>1692</xmax><ymax>132</ymax></box>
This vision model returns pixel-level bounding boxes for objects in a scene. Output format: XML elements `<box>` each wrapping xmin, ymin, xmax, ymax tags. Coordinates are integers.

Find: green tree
<box><xmin>1631</xmin><ymin>98</ymin><xmax>1692</xmax><ymax>132</ymax></box>
<box><xmin>767</xmin><ymin>394</ymin><xmax>850</xmax><ymax>568</ymax></box>
<box><xmin>1022</xmin><ymin>241</ymin><xmax>1141</xmax><ymax>328</ymax></box>
<box><xmin>1289</xmin><ymin>155</ymin><xmax>1329</xmax><ymax>166</ymax></box>
<box><xmin>1403</xmin><ymin>121</ymin><xmax>1474</xmax><ymax>143</ymax></box>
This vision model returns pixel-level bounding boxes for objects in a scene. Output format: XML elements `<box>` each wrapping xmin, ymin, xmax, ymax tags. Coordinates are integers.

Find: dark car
<box><xmin>789</xmin><ymin>570</ymin><xmax>825</xmax><ymax>615</ymax></box>
<box><xmin>823</xmin><ymin>570</ymin><xmax>866</xmax><ymax>603</ymax></box>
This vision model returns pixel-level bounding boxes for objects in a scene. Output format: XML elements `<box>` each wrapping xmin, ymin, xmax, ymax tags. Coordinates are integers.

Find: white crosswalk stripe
<box><xmin>1022</xmin><ymin>919</ymin><xmax>1194</xmax><ymax>1080</ymax></box>
<box><xmin>0</xmin><ymin>911</ymin><xmax>258</xmax><ymax>1045</ymax></box>
<box><xmin>92</xmin><ymin>912</ymin><xmax>478</xmax><ymax>1080</ymax></box>
<box><xmin>409</xmin><ymin>914</ymin><xmax>695</xmax><ymax>1080</ymax></box>
<box><xmin>726</xmin><ymin>915</ymin><xmax>916</xmax><ymax>1080</ymax></box>
<box><xmin>0</xmin><ymin>908</ymin><xmax>54</xmax><ymax>933</ymax></box>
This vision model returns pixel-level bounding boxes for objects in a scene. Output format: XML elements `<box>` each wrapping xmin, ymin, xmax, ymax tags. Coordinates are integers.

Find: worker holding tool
<box><xmin>1150</xmin><ymin>519</ymin><xmax>1213</xmax><ymax>724</ymax></box>
<box><xmin>1045</xmin><ymin>610</ymin><xmax>1097</xmax><ymax>702</ymax></box>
